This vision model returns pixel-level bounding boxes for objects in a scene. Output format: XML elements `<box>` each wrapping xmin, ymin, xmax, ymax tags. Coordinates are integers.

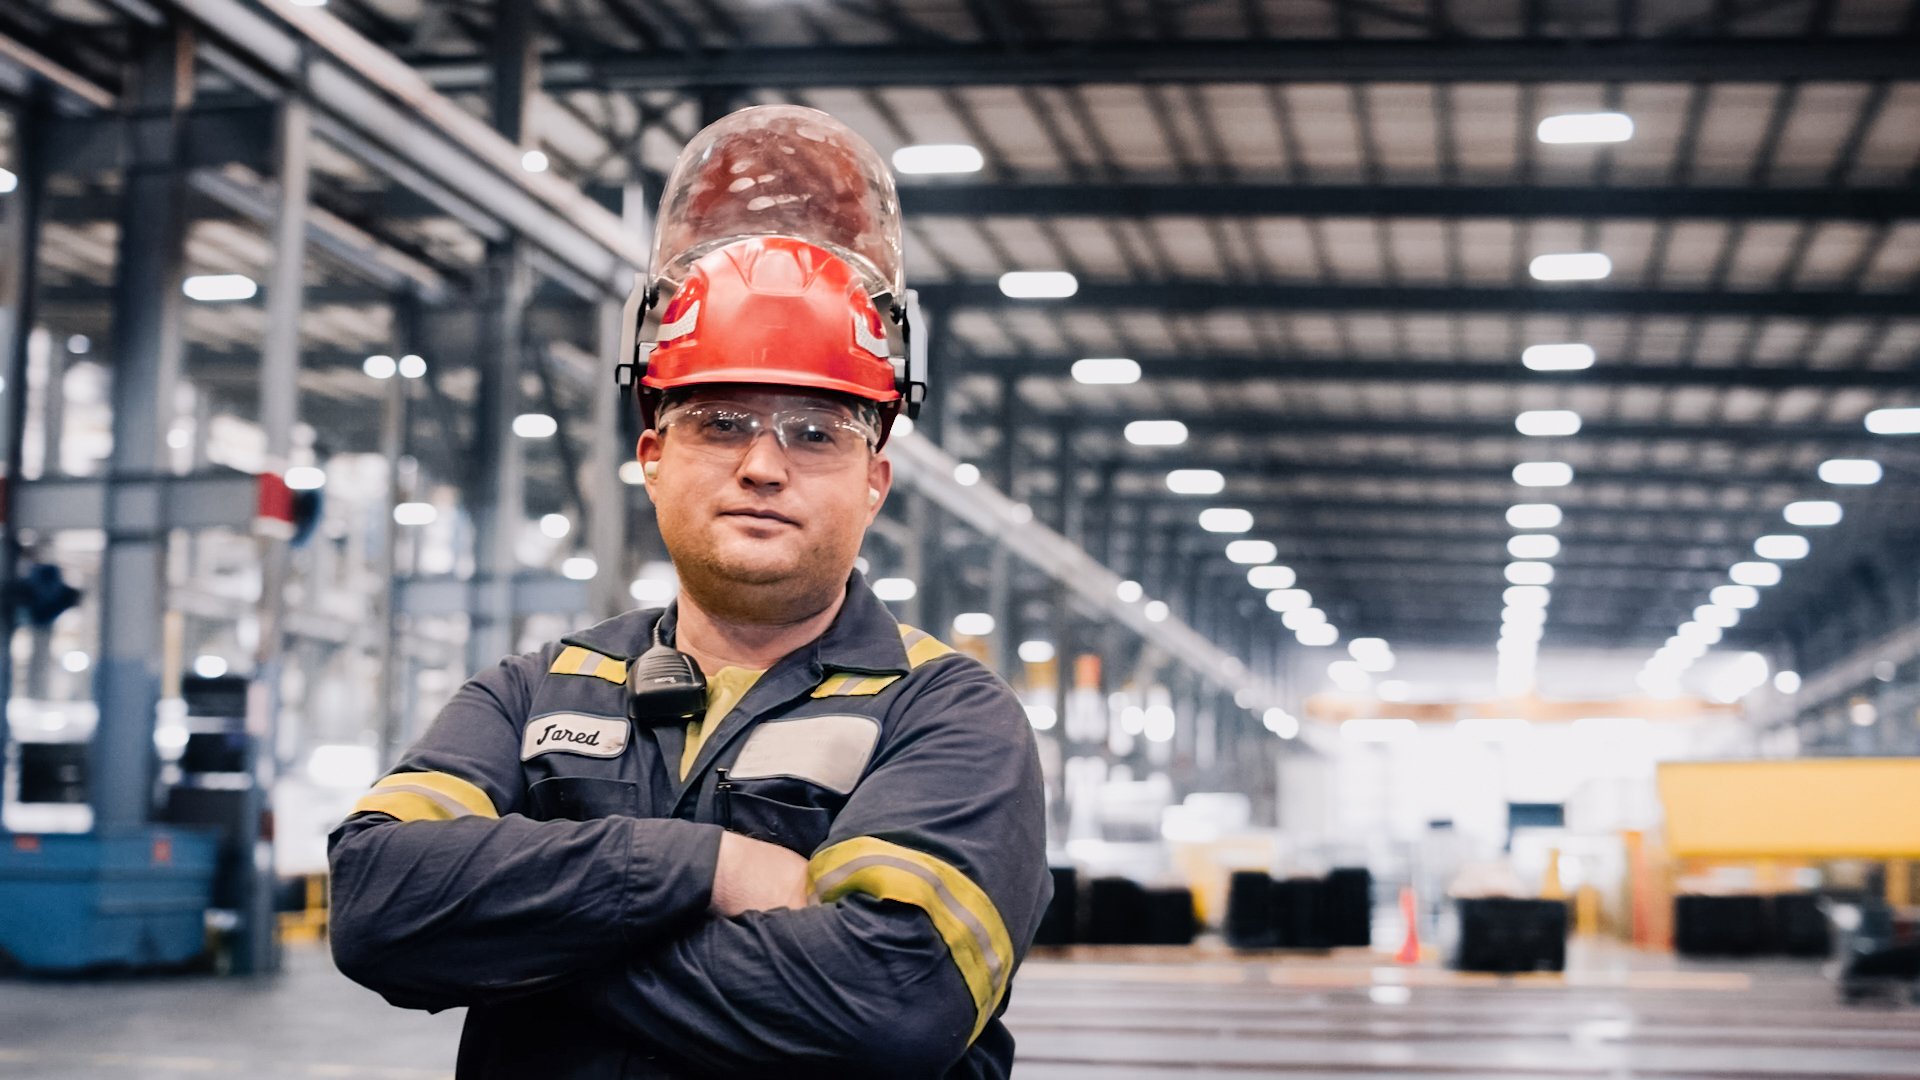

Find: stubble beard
<box><xmin>668</xmin><ymin>531</ymin><xmax>852</xmax><ymax>627</ymax></box>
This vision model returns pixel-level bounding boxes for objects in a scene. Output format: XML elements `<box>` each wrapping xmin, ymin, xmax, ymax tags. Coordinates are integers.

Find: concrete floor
<box><xmin>1</xmin><ymin>943</ymin><xmax>1915</xmax><ymax>1078</ymax></box>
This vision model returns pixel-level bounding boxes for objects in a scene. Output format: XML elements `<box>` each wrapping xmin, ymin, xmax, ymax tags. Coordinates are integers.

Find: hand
<box><xmin>710</xmin><ymin>831</ymin><xmax>810</xmax><ymax>916</ymax></box>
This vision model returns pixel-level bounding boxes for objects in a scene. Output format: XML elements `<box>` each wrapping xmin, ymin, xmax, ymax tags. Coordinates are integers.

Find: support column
<box><xmin>374</xmin><ymin>304</ymin><xmax>414</xmax><ymax>766</ymax></box>
<box><xmin>901</xmin><ymin>493</ymin><xmax>929</xmax><ymax>628</ymax></box>
<box><xmin>0</xmin><ymin>91</ymin><xmax>51</xmax><ymax>763</ymax></box>
<box><xmin>230</xmin><ymin>94</ymin><xmax>310</xmax><ymax>975</ymax></box>
<box><xmin>93</xmin><ymin>26</ymin><xmax>194</xmax><ymax>830</ymax></box>
<box><xmin>468</xmin><ymin>0</ymin><xmax>537</xmax><ymax>670</ymax></box>
<box><xmin>587</xmin><ymin>184</ymin><xmax>646</xmax><ymax>621</ymax></box>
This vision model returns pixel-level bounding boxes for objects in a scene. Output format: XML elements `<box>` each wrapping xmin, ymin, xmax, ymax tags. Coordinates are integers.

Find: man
<box><xmin>328</xmin><ymin>107</ymin><xmax>1051</xmax><ymax>1078</ymax></box>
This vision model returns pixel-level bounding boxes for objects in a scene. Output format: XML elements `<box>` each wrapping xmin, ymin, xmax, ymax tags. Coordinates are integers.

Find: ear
<box><xmin>636</xmin><ymin>431</ymin><xmax>664</xmax><ymax>497</ymax></box>
<box><xmin>864</xmin><ymin>451</ymin><xmax>893</xmax><ymax>525</ymax></box>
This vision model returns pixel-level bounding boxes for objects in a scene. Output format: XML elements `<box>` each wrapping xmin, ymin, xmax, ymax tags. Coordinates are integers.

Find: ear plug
<box><xmin>644</xmin><ymin>462</ymin><xmax>660</xmax><ymax>480</ymax></box>
<box><xmin>867</xmin><ymin>488</ymin><xmax>881</xmax><ymax>506</ymax></box>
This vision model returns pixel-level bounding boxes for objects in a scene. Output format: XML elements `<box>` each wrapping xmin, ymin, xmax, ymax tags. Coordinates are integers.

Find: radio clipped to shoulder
<box><xmin>625</xmin><ymin>620</ymin><xmax>707</xmax><ymax>726</ymax></box>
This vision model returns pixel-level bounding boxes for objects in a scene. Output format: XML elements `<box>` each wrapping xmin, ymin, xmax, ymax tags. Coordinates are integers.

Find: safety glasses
<box><xmin>658</xmin><ymin>400</ymin><xmax>878</xmax><ymax>470</ymax></box>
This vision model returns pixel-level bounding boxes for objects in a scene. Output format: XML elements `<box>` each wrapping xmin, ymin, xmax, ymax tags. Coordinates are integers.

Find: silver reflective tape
<box><xmin>373</xmin><ymin>783</ymin><xmax>474</xmax><ymax>819</ymax></box>
<box><xmin>812</xmin><ymin>853</ymin><xmax>1004</xmax><ymax>990</ymax></box>
<box><xmin>728</xmin><ymin>713</ymin><xmax>880</xmax><ymax>795</ymax></box>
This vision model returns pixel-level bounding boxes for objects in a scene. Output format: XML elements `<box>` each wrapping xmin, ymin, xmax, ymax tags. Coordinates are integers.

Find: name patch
<box><xmin>522</xmin><ymin>713</ymin><xmax>631</xmax><ymax>760</ymax></box>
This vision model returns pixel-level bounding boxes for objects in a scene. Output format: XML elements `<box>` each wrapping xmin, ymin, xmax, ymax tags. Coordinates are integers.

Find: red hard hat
<box><xmin>641</xmin><ymin>235</ymin><xmax>901</xmax><ymax>411</ymax></box>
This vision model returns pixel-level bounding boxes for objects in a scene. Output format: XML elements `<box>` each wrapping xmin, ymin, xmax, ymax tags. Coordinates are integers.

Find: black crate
<box><xmin>1323</xmin><ymin>867</ymin><xmax>1374</xmax><ymax>948</ymax></box>
<box><xmin>1143</xmin><ymin>887</ymin><xmax>1197</xmax><ymax>946</ymax></box>
<box><xmin>17</xmin><ymin>743</ymin><xmax>87</xmax><ymax>804</ymax></box>
<box><xmin>179</xmin><ymin>729</ymin><xmax>251</xmax><ymax>774</ymax></box>
<box><xmin>1271</xmin><ymin>876</ymin><xmax>1327</xmax><ymax>949</ymax></box>
<box><xmin>1675</xmin><ymin>895</ymin><xmax>1771</xmax><ymax>957</ymax></box>
<box><xmin>1772</xmin><ymin>893</ymin><xmax>1832</xmax><ymax>958</ymax></box>
<box><xmin>181</xmin><ymin>675</ymin><xmax>251</xmax><ymax>719</ymax></box>
<box><xmin>1034</xmin><ymin>867</ymin><xmax>1078</xmax><ymax>947</ymax></box>
<box><xmin>1454</xmin><ymin>897</ymin><xmax>1568</xmax><ymax>973</ymax></box>
<box><xmin>1224</xmin><ymin>870</ymin><xmax>1276</xmax><ymax>948</ymax></box>
<box><xmin>1083</xmin><ymin>877</ymin><xmax>1150</xmax><ymax>945</ymax></box>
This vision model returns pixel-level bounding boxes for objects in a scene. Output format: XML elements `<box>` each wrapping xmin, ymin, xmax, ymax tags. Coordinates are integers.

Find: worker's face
<box><xmin>637</xmin><ymin>387</ymin><xmax>891</xmax><ymax>623</ymax></box>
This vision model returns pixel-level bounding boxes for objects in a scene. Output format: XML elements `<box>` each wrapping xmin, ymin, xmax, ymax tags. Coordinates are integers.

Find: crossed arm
<box><xmin>327</xmin><ymin>654</ymin><xmax>1046</xmax><ymax>1077</ymax></box>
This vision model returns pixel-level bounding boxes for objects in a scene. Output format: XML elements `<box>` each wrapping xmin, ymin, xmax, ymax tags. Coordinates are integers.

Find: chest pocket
<box><xmin>523</xmin><ymin>646</ymin><xmax>643</xmax><ymax>822</ymax></box>
<box><xmin>528</xmin><ymin>776</ymin><xmax>637</xmax><ymax>822</ymax></box>
<box><xmin>722</xmin><ymin>713</ymin><xmax>882</xmax><ymax>856</ymax></box>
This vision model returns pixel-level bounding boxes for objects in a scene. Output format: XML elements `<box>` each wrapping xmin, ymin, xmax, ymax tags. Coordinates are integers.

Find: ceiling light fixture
<box><xmin>1507</xmin><ymin>534</ymin><xmax>1561</xmax><ymax>560</ymax></box>
<box><xmin>182</xmin><ymin>274</ymin><xmax>259</xmax><ymax>302</ymax></box>
<box><xmin>1506</xmin><ymin>503</ymin><xmax>1564</xmax><ymax>529</ymax></box>
<box><xmin>1536</xmin><ymin>112</ymin><xmax>1635</xmax><ymax>144</ymax></box>
<box><xmin>1753</xmin><ymin>534</ymin><xmax>1810</xmax><ymax>560</ymax></box>
<box><xmin>1864</xmin><ymin>407</ymin><xmax>1920</xmax><ymax>435</ymax></box>
<box><xmin>1072</xmin><ymin>357</ymin><xmax>1141</xmax><ymax>385</ymax></box>
<box><xmin>1818</xmin><ymin>459</ymin><xmax>1882</xmax><ymax>485</ymax></box>
<box><xmin>1166</xmin><ymin>468</ymin><xmax>1225</xmax><ymax>494</ymax></box>
<box><xmin>1515</xmin><ymin>409</ymin><xmax>1582</xmax><ymax>437</ymax></box>
<box><xmin>1782</xmin><ymin>500</ymin><xmax>1842</xmax><ymax>527</ymax></box>
<box><xmin>1199</xmin><ymin>508</ymin><xmax>1254</xmax><ymax>533</ymax></box>
<box><xmin>1521</xmin><ymin>343</ymin><xmax>1596</xmax><ymax>371</ymax></box>
<box><xmin>998</xmin><ymin>271</ymin><xmax>1078</xmax><ymax>299</ymax></box>
<box><xmin>1513</xmin><ymin>461</ymin><xmax>1575</xmax><ymax>487</ymax></box>
<box><xmin>1248</xmin><ymin>565</ymin><xmax>1296</xmax><ymax>590</ymax></box>
<box><xmin>1124</xmin><ymin>420</ymin><xmax>1188</xmax><ymax>446</ymax></box>
<box><xmin>1225</xmin><ymin>540</ymin><xmax>1278</xmax><ymax>565</ymax></box>
<box><xmin>1528</xmin><ymin>252</ymin><xmax>1612</xmax><ymax>281</ymax></box>
<box><xmin>891</xmin><ymin>143</ymin><xmax>985</xmax><ymax>175</ymax></box>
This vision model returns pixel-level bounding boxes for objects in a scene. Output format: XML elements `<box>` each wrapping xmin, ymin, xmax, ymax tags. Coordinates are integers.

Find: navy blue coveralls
<box><xmin>328</xmin><ymin>574</ymin><xmax>1052</xmax><ymax>1078</ymax></box>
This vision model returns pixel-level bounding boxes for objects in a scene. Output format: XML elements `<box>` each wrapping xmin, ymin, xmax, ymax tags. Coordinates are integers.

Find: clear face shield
<box><xmin>617</xmin><ymin>106</ymin><xmax>926</xmax><ymax>419</ymax></box>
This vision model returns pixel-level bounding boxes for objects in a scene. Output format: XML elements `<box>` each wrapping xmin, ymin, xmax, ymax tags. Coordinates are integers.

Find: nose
<box><xmin>734</xmin><ymin>430</ymin><xmax>790</xmax><ymax>491</ymax></box>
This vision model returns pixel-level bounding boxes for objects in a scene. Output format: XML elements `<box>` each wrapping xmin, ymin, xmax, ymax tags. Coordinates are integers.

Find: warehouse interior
<box><xmin>2</xmin><ymin>0</ymin><xmax>1919</xmax><ymax>1076</ymax></box>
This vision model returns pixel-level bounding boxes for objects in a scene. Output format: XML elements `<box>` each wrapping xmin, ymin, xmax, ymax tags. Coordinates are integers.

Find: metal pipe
<box><xmin>885</xmin><ymin>431</ymin><xmax>1274</xmax><ymax>706</ymax></box>
<box><xmin>163</xmin><ymin>0</ymin><xmax>644</xmax><ymax>296</ymax></box>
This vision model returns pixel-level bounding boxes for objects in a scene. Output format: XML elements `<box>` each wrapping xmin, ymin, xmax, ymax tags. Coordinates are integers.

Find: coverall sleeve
<box><xmin>568</xmin><ymin>659</ymin><xmax>1052</xmax><ymax>1079</ymax></box>
<box><xmin>327</xmin><ymin>651</ymin><xmax>724</xmax><ymax>1012</ymax></box>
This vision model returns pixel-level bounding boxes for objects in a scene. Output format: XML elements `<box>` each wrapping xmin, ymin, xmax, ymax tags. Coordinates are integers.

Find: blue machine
<box><xmin>0</xmin><ymin>826</ymin><xmax>219</xmax><ymax>972</ymax></box>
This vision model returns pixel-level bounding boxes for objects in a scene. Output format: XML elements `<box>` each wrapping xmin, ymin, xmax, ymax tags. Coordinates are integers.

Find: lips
<box><xmin>720</xmin><ymin>508</ymin><xmax>799</xmax><ymax>527</ymax></box>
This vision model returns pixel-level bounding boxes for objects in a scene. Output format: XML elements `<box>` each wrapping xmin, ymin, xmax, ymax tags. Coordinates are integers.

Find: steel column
<box><xmin>374</xmin><ymin>307</ymin><xmax>414</xmax><ymax>767</ymax></box>
<box><xmin>92</xmin><ymin>26</ymin><xmax>194</xmax><ymax>830</ymax></box>
<box><xmin>0</xmin><ymin>91</ymin><xmax>51</xmax><ymax>767</ymax></box>
<box><xmin>467</xmin><ymin>0</ymin><xmax>537</xmax><ymax>671</ymax></box>
<box><xmin>230</xmin><ymin>93</ymin><xmax>310</xmax><ymax>976</ymax></box>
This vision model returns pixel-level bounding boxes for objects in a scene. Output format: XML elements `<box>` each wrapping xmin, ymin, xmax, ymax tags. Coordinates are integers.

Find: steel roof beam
<box><xmin>918</xmin><ymin>281</ymin><xmax>1916</xmax><ymax>318</ymax></box>
<box><xmin>979</xmin><ymin>356</ymin><xmax>1919</xmax><ymax>392</ymax></box>
<box><xmin>105</xmin><ymin>181</ymin><xmax>1919</xmax><ymax>226</ymax></box>
<box><xmin>1055</xmin><ymin>413</ymin><xmax>1875</xmax><ymax>445</ymax></box>
<box><xmin>406</xmin><ymin>38</ymin><xmax>1920</xmax><ymax>92</ymax></box>
<box><xmin>1087</xmin><ymin>459</ymin><xmax>1814</xmax><ymax>490</ymax></box>
<box><xmin>1111</xmin><ymin>492</ymin><xmax>1830</xmax><ymax>522</ymax></box>
<box><xmin>905</xmin><ymin>183</ymin><xmax>1920</xmax><ymax>223</ymax></box>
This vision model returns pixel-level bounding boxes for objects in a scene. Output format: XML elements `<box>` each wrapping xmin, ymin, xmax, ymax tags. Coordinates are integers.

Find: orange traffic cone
<box><xmin>1395</xmin><ymin>886</ymin><xmax>1421</xmax><ymax>964</ymax></box>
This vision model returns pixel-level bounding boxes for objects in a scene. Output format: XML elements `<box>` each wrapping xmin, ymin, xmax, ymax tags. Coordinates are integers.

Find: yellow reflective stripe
<box><xmin>810</xmin><ymin>673</ymin><xmax>902</xmax><ymax>698</ymax></box>
<box><xmin>898</xmin><ymin>624</ymin><xmax>956</xmax><ymax>670</ymax></box>
<box><xmin>350</xmin><ymin>770</ymin><xmax>500</xmax><ymax>822</ymax></box>
<box><xmin>809</xmin><ymin>836</ymin><xmax>1014</xmax><ymax>1044</ymax></box>
<box><xmin>549</xmin><ymin>645</ymin><xmax>627</xmax><ymax>684</ymax></box>
<box><xmin>810</xmin><ymin>673</ymin><xmax>858</xmax><ymax>698</ymax></box>
<box><xmin>350</xmin><ymin>790</ymin><xmax>458</xmax><ymax>823</ymax></box>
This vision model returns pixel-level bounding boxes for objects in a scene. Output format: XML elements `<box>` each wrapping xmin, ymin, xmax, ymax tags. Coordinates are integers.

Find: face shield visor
<box><xmin>619</xmin><ymin>106</ymin><xmax>924</xmax><ymax>425</ymax></box>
